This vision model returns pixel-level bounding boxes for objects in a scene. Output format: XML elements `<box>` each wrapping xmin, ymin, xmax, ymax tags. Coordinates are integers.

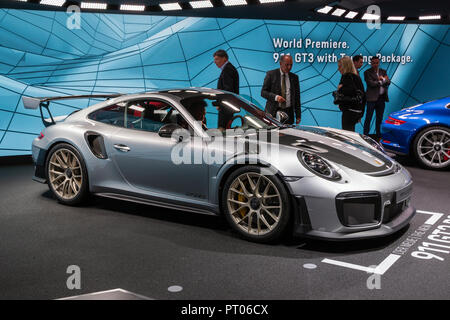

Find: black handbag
<box><xmin>333</xmin><ymin>75</ymin><xmax>364</xmax><ymax>106</ymax></box>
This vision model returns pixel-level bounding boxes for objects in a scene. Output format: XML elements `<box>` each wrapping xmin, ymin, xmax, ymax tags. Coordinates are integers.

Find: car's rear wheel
<box><xmin>46</xmin><ymin>143</ymin><xmax>89</xmax><ymax>205</ymax></box>
<box><xmin>413</xmin><ymin>126</ymin><xmax>450</xmax><ymax>170</ymax></box>
<box><xmin>222</xmin><ymin>166</ymin><xmax>291</xmax><ymax>243</ymax></box>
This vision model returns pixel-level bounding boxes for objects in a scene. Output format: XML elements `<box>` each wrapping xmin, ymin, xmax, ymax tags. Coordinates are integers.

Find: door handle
<box><xmin>114</xmin><ymin>144</ymin><xmax>131</xmax><ymax>152</ymax></box>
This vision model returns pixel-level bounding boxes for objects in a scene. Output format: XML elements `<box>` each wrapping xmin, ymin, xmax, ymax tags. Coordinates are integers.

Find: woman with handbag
<box><xmin>334</xmin><ymin>56</ymin><xmax>366</xmax><ymax>132</ymax></box>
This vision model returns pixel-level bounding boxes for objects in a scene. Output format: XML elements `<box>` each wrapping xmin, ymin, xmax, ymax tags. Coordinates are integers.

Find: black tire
<box><xmin>412</xmin><ymin>126</ymin><xmax>450</xmax><ymax>170</ymax></box>
<box><xmin>45</xmin><ymin>143</ymin><xmax>90</xmax><ymax>205</ymax></box>
<box><xmin>221</xmin><ymin>165</ymin><xmax>291</xmax><ymax>243</ymax></box>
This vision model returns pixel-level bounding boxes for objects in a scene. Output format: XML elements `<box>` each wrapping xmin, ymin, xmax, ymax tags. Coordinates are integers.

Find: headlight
<box><xmin>298</xmin><ymin>151</ymin><xmax>341</xmax><ymax>181</ymax></box>
<box><xmin>360</xmin><ymin>134</ymin><xmax>385</xmax><ymax>154</ymax></box>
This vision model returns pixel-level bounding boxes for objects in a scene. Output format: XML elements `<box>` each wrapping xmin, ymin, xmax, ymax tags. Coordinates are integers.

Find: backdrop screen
<box><xmin>0</xmin><ymin>9</ymin><xmax>449</xmax><ymax>156</ymax></box>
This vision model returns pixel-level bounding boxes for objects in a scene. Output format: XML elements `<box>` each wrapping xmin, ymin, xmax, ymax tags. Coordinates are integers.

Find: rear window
<box><xmin>88</xmin><ymin>103</ymin><xmax>126</xmax><ymax>127</ymax></box>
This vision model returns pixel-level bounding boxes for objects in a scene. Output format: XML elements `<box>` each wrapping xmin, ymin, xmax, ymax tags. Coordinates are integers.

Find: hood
<box><xmin>277</xmin><ymin>126</ymin><xmax>393</xmax><ymax>175</ymax></box>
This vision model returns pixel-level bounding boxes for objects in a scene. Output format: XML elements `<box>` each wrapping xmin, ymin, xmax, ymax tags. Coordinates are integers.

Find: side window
<box><xmin>88</xmin><ymin>102</ymin><xmax>126</xmax><ymax>127</ymax></box>
<box><xmin>124</xmin><ymin>99</ymin><xmax>182</xmax><ymax>133</ymax></box>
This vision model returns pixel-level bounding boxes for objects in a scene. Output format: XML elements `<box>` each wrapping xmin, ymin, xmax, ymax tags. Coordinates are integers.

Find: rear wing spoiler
<box><xmin>22</xmin><ymin>94</ymin><xmax>121</xmax><ymax>127</ymax></box>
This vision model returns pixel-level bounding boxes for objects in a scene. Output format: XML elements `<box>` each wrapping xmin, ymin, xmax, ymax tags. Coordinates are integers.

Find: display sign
<box><xmin>0</xmin><ymin>9</ymin><xmax>448</xmax><ymax>156</ymax></box>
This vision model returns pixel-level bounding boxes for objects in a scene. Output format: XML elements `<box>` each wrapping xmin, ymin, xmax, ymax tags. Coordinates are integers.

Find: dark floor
<box><xmin>0</xmin><ymin>157</ymin><xmax>449</xmax><ymax>300</ymax></box>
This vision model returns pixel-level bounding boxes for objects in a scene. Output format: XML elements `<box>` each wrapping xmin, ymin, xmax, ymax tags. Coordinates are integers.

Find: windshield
<box><xmin>179</xmin><ymin>93</ymin><xmax>283</xmax><ymax>132</ymax></box>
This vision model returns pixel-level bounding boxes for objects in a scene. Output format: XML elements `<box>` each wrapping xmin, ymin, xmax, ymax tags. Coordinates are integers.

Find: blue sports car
<box><xmin>381</xmin><ymin>97</ymin><xmax>450</xmax><ymax>170</ymax></box>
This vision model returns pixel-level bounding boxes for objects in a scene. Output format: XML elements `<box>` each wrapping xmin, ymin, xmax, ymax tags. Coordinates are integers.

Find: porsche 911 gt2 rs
<box><xmin>24</xmin><ymin>88</ymin><xmax>415</xmax><ymax>243</ymax></box>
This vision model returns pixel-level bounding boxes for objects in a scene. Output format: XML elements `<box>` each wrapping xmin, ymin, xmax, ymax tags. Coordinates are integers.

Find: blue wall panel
<box><xmin>0</xmin><ymin>9</ymin><xmax>449</xmax><ymax>156</ymax></box>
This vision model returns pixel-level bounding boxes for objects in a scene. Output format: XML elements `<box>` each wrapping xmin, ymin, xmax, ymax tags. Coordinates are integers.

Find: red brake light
<box><xmin>37</xmin><ymin>132</ymin><xmax>44</xmax><ymax>140</ymax></box>
<box><xmin>385</xmin><ymin>116</ymin><xmax>406</xmax><ymax>125</ymax></box>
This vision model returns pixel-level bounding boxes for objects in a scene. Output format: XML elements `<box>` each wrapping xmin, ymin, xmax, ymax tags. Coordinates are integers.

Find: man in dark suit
<box><xmin>213</xmin><ymin>49</ymin><xmax>239</xmax><ymax>130</ymax></box>
<box><xmin>261</xmin><ymin>55</ymin><xmax>301</xmax><ymax>125</ymax></box>
<box><xmin>352</xmin><ymin>55</ymin><xmax>364</xmax><ymax>75</ymax></box>
<box><xmin>363</xmin><ymin>56</ymin><xmax>390</xmax><ymax>138</ymax></box>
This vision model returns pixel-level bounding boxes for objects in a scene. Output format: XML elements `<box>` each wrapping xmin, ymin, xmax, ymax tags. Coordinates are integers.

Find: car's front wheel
<box><xmin>222</xmin><ymin>166</ymin><xmax>291</xmax><ymax>243</ymax></box>
<box><xmin>46</xmin><ymin>143</ymin><xmax>89</xmax><ymax>205</ymax></box>
<box><xmin>413</xmin><ymin>126</ymin><xmax>450</xmax><ymax>170</ymax></box>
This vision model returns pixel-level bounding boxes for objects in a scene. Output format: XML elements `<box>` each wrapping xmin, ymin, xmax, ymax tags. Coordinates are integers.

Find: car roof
<box><xmin>80</xmin><ymin>88</ymin><xmax>240</xmax><ymax>117</ymax></box>
<box><xmin>136</xmin><ymin>87</ymin><xmax>232</xmax><ymax>100</ymax></box>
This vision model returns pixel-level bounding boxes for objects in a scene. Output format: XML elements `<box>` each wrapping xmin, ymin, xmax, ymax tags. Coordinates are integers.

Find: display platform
<box><xmin>0</xmin><ymin>159</ymin><xmax>448</xmax><ymax>300</ymax></box>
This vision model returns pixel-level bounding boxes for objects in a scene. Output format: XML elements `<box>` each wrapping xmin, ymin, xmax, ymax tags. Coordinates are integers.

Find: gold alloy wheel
<box><xmin>417</xmin><ymin>129</ymin><xmax>450</xmax><ymax>168</ymax></box>
<box><xmin>48</xmin><ymin>148</ymin><xmax>83</xmax><ymax>200</ymax></box>
<box><xmin>227</xmin><ymin>172</ymin><xmax>282</xmax><ymax>236</ymax></box>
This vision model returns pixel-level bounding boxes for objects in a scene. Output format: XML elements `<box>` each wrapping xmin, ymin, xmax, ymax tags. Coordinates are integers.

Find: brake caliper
<box><xmin>444</xmin><ymin>150</ymin><xmax>450</xmax><ymax>161</ymax></box>
<box><xmin>237</xmin><ymin>187</ymin><xmax>247</xmax><ymax>218</ymax></box>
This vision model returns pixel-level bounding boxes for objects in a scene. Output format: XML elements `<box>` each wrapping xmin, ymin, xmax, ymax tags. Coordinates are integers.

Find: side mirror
<box><xmin>276</xmin><ymin>111</ymin><xmax>289</xmax><ymax>124</ymax></box>
<box><xmin>158</xmin><ymin>123</ymin><xmax>184</xmax><ymax>142</ymax></box>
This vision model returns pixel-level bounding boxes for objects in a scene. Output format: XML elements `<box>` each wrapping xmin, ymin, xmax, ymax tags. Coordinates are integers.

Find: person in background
<box><xmin>190</xmin><ymin>102</ymin><xmax>207</xmax><ymax>124</ymax></box>
<box><xmin>213</xmin><ymin>49</ymin><xmax>239</xmax><ymax>130</ymax></box>
<box><xmin>261</xmin><ymin>55</ymin><xmax>301</xmax><ymax>125</ymax></box>
<box><xmin>352</xmin><ymin>55</ymin><xmax>364</xmax><ymax>75</ymax></box>
<box><xmin>178</xmin><ymin>99</ymin><xmax>207</xmax><ymax>131</ymax></box>
<box><xmin>363</xmin><ymin>55</ymin><xmax>391</xmax><ymax>139</ymax></box>
<box><xmin>337</xmin><ymin>56</ymin><xmax>366</xmax><ymax>132</ymax></box>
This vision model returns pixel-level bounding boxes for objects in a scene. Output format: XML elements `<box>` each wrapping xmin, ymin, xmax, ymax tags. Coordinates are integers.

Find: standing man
<box><xmin>261</xmin><ymin>54</ymin><xmax>301</xmax><ymax>125</ymax></box>
<box><xmin>363</xmin><ymin>56</ymin><xmax>390</xmax><ymax>139</ymax></box>
<box><xmin>352</xmin><ymin>54</ymin><xmax>366</xmax><ymax>119</ymax></box>
<box><xmin>213</xmin><ymin>49</ymin><xmax>239</xmax><ymax>130</ymax></box>
<box><xmin>352</xmin><ymin>55</ymin><xmax>364</xmax><ymax>75</ymax></box>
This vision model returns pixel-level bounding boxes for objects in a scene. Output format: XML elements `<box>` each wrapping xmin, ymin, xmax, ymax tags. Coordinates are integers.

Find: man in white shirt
<box><xmin>261</xmin><ymin>55</ymin><xmax>301</xmax><ymax>125</ymax></box>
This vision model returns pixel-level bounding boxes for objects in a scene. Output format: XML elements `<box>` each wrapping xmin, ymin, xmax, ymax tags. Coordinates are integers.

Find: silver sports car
<box><xmin>24</xmin><ymin>88</ymin><xmax>415</xmax><ymax>243</ymax></box>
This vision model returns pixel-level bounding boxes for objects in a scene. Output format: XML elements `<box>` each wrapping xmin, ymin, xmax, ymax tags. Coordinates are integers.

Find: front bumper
<box><xmin>295</xmin><ymin>206</ymin><xmax>415</xmax><ymax>241</ymax></box>
<box><xmin>287</xmin><ymin>165</ymin><xmax>415</xmax><ymax>240</ymax></box>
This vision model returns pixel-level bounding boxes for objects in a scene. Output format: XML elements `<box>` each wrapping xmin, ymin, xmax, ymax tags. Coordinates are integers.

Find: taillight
<box><xmin>385</xmin><ymin>116</ymin><xmax>406</xmax><ymax>125</ymax></box>
<box><xmin>37</xmin><ymin>132</ymin><xmax>44</xmax><ymax>140</ymax></box>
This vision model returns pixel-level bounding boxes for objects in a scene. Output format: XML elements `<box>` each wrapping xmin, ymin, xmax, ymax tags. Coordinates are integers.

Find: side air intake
<box><xmin>85</xmin><ymin>132</ymin><xmax>108</xmax><ymax>159</ymax></box>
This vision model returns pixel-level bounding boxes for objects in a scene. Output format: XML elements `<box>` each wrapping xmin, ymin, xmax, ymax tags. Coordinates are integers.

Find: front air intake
<box><xmin>335</xmin><ymin>192</ymin><xmax>382</xmax><ymax>227</ymax></box>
